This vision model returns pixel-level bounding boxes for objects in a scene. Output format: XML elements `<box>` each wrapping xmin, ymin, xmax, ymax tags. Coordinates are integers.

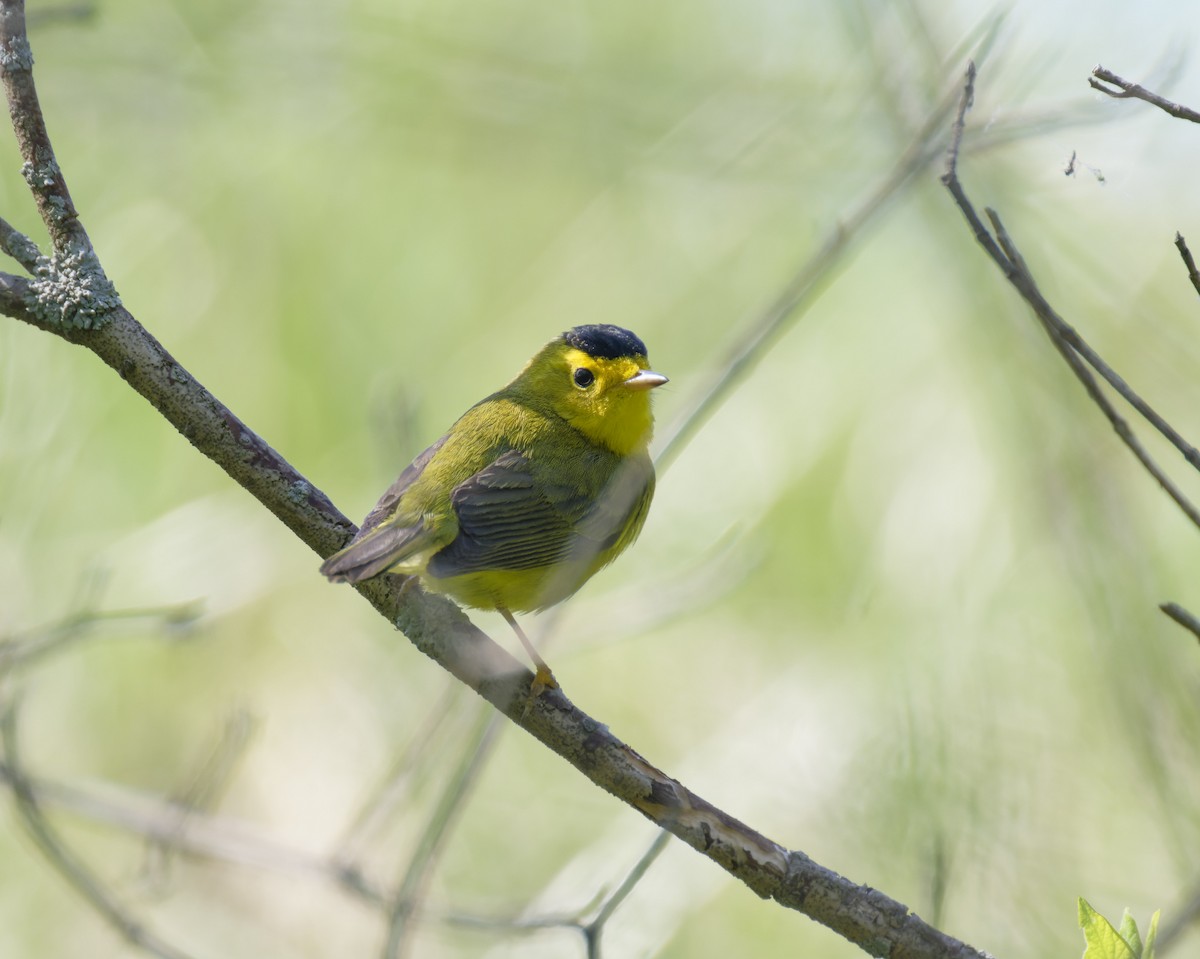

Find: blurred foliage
<box><xmin>3</xmin><ymin>0</ymin><xmax>1200</xmax><ymax>957</ymax></box>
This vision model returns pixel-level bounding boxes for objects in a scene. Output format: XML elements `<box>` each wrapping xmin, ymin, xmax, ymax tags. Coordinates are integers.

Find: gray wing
<box><xmin>427</xmin><ymin>449</ymin><xmax>654</xmax><ymax>578</ymax></box>
<box><xmin>427</xmin><ymin>450</ymin><xmax>577</xmax><ymax>575</ymax></box>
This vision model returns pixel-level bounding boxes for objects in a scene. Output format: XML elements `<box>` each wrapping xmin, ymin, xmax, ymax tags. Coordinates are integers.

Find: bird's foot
<box><xmin>520</xmin><ymin>664</ymin><xmax>559</xmax><ymax>718</ymax></box>
<box><xmin>530</xmin><ymin>663</ymin><xmax>558</xmax><ymax>697</ymax></box>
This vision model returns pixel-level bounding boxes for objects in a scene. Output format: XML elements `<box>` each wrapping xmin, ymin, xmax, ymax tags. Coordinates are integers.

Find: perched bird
<box><xmin>320</xmin><ymin>324</ymin><xmax>668</xmax><ymax>689</ymax></box>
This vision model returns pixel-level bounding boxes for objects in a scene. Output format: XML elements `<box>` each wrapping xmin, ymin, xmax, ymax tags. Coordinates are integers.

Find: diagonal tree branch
<box><xmin>942</xmin><ymin>61</ymin><xmax>1200</xmax><ymax>534</ymax></box>
<box><xmin>0</xmin><ymin>3</ymin><xmax>994</xmax><ymax>957</ymax></box>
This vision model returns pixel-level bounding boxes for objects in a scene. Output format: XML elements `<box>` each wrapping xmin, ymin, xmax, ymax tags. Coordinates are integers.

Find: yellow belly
<box><xmin>421</xmin><ymin>554</ymin><xmax>606</xmax><ymax>613</ymax></box>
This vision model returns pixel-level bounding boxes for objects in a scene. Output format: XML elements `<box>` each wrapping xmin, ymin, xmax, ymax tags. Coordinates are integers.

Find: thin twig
<box><xmin>0</xmin><ymin>213</ymin><xmax>42</xmax><ymax>271</ymax></box>
<box><xmin>654</xmin><ymin>21</ymin><xmax>1001</xmax><ymax>473</ymax></box>
<box><xmin>1159</xmin><ymin>602</ymin><xmax>1200</xmax><ymax>644</ymax></box>
<box><xmin>942</xmin><ymin>63</ymin><xmax>1200</xmax><ymax>534</ymax></box>
<box><xmin>0</xmin><ymin>600</ymin><xmax>201</xmax><ymax>672</ymax></box>
<box><xmin>944</xmin><ymin>60</ymin><xmax>974</xmax><ymax>175</ymax></box>
<box><xmin>1090</xmin><ymin>65</ymin><xmax>1200</xmax><ymax>124</ymax></box>
<box><xmin>141</xmin><ymin>710</ymin><xmax>257</xmax><ymax>889</ymax></box>
<box><xmin>333</xmin><ymin>681</ymin><xmax>466</xmax><ymax>870</ymax></box>
<box><xmin>1175</xmin><ymin>233</ymin><xmax>1200</xmax><ymax>299</ymax></box>
<box><xmin>0</xmin><ymin>698</ymin><xmax>198</xmax><ymax>959</ymax></box>
<box><xmin>0</xmin><ymin>759</ymin><xmax>389</xmax><ymax>901</ymax></box>
<box><xmin>383</xmin><ymin>708</ymin><xmax>501</xmax><ymax>959</ymax></box>
<box><xmin>583</xmin><ymin>830</ymin><xmax>672</xmax><ymax>959</ymax></box>
<box><xmin>1157</xmin><ymin>875</ymin><xmax>1200</xmax><ymax>954</ymax></box>
<box><xmin>28</xmin><ymin>3</ymin><xmax>97</xmax><ymax>26</ymax></box>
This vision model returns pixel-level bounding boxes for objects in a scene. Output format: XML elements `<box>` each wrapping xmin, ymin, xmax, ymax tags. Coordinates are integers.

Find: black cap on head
<box><xmin>562</xmin><ymin>324</ymin><xmax>647</xmax><ymax>360</ymax></box>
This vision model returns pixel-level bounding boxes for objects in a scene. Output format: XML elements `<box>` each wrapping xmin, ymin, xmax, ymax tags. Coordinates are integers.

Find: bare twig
<box><xmin>333</xmin><ymin>681</ymin><xmax>467</xmax><ymax>871</ymax></box>
<box><xmin>942</xmin><ymin>62</ymin><xmax>1200</xmax><ymax>534</ymax></box>
<box><xmin>0</xmin><ymin>698</ymin><xmax>198</xmax><ymax>959</ymax></box>
<box><xmin>0</xmin><ymin>758</ymin><xmax>389</xmax><ymax>900</ymax></box>
<box><xmin>1157</xmin><ymin>875</ymin><xmax>1200</xmax><ymax>954</ymax></box>
<box><xmin>944</xmin><ymin>61</ymin><xmax>974</xmax><ymax>175</ymax></box>
<box><xmin>141</xmin><ymin>710</ymin><xmax>257</xmax><ymax>889</ymax></box>
<box><xmin>383</xmin><ymin>708</ymin><xmax>500</xmax><ymax>959</ymax></box>
<box><xmin>583</xmin><ymin>830</ymin><xmax>672</xmax><ymax>959</ymax></box>
<box><xmin>0</xmin><ymin>600</ymin><xmax>201</xmax><ymax>672</ymax></box>
<box><xmin>654</xmin><ymin>23</ymin><xmax>1000</xmax><ymax>473</ymax></box>
<box><xmin>1159</xmin><ymin>602</ymin><xmax>1200</xmax><ymax>644</ymax></box>
<box><xmin>28</xmin><ymin>3</ymin><xmax>97</xmax><ymax>26</ymax></box>
<box><xmin>0</xmin><ymin>213</ymin><xmax>43</xmax><ymax>271</ymax></box>
<box><xmin>1175</xmin><ymin>233</ymin><xmax>1200</xmax><ymax>299</ymax></box>
<box><xmin>1090</xmin><ymin>65</ymin><xmax>1200</xmax><ymax>124</ymax></box>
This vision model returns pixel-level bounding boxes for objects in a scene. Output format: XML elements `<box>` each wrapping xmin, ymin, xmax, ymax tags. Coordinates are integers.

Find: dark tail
<box><xmin>319</xmin><ymin>525</ymin><xmax>419</xmax><ymax>584</ymax></box>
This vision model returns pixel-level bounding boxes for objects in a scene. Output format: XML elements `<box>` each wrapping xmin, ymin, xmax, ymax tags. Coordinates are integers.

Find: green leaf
<box><xmin>1143</xmin><ymin>910</ymin><xmax>1160</xmax><ymax>959</ymax></box>
<box><xmin>1078</xmin><ymin>899</ymin><xmax>1138</xmax><ymax>959</ymax></box>
<box><xmin>1118</xmin><ymin>909</ymin><xmax>1142</xmax><ymax>956</ymax></box>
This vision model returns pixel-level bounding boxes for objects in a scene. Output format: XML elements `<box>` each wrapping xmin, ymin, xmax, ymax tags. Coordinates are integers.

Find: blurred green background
<box><xmin>2</xmin><ymin>1</ymin><xmax>1200</xmax><ymax>957</ymax></box>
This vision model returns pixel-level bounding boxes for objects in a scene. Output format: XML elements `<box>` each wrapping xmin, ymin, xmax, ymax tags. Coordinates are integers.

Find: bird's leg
<box><xmin>499</xmin><ymin>606</ymin><xmax>558</xmax><ymax>695</ymax></box>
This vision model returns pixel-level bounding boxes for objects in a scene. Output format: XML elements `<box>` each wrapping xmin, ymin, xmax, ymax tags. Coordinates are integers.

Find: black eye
<box><xmin>573</xmin><ymin>367</ymin><xmax>595</xmax><ymax>388</ymax></box>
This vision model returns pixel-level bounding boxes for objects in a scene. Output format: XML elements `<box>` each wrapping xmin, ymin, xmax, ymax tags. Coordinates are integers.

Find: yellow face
<box><xmin>521</xmin><ymin>344</ymin><xmax>665</xmax><ymax>456</ymax></box>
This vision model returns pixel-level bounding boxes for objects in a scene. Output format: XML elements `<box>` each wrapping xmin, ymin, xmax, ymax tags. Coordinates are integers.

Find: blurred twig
<box><xmin>655</xmin><ymin>95</ymin><xmax>943</xmax><ymax>472</ymax></box>
<box><xmin>1090</xmin><ymin>65</ymin><xmax>1200</xmax><ymax>124</ymax></box>
<box><xmin>333</xmin><ymin>681</ymin><xmax>466</xmax><ymax>873</ymax></box>
<box><xmin>0</xmin><ymin>600</ymin><xmax>201</xmax><ymax>672</ymax></box>
<box><xmin>582</xmin><ymin>830</ymin><xmax>672</xmax><ymax>959</ymax></box>
<box><xmin>28</xmin><ymin>3</ymin><xmax>97</xmax><ymax>26</ymax></box>
<box><xmin>0</xmin><ymin>697</ymin><xmax>198</xmax><ymax>959</ymax></box>
<box><xmin>140</xmin><ymin>710</ymin><xmax>257</xmax><ymax>891</ymax></box>
<box><xmin>384</xmin><ymin>706</ymin><xmax>500</xmax><ymax>959</ymax></box>
<box><xmin>436</xmin><ymin>830</ymin><xmax>672</xmax><ymax>956</ymax></box>
<box><xmin>1158</xmin><ymin>877</ymin><xmax>1200</xmax><ymax>954</ymax></box>
<box><xmin>0</xmin><ymin>756</ymin><xmax>389</xmax><ymax>900</ymax></box>
<box><xmin>655</xmin><ymin>13</ymin><xmax>1006</xmax><ymax>474</ymax></box>
<box><xmin>942</xmin><ymin>62</ymin><xmax>1200</xmax><ymax>533</ymax></box>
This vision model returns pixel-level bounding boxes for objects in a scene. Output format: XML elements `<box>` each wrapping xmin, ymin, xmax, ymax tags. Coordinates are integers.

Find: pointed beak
<box><xmin>623</xmin><ymin>369</ymin><xmax>669</xmax><ymax>391</ymax></box>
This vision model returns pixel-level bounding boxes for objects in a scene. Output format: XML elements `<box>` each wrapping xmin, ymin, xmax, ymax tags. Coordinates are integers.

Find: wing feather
<box><xmin>427</xmin><ymin>449</ymin><xmax>654</xmax><ymax>579</ymax></box>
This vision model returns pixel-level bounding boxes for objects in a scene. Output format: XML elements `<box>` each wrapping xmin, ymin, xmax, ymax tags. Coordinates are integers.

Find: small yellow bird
<box><xmin>320</xmin><ymin>324</ymin><xmax>668</xmax><ymax>689</ymax></box>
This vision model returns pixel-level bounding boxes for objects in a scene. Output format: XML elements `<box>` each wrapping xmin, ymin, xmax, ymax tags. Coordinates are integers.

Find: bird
<box><xmin>320</xmin><ymin>324</ymin><xmax>668</xmax><ymax>691</ymax></box>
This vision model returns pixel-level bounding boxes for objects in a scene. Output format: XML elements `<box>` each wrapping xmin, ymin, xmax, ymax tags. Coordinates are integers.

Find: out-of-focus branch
<box><xmin>140</xmin><ymin>710</ymin><xmax>257</xmax><ymax>889</ymax></box>
<box><xmin>0</xmin><ymin>600</ymin><xmax>200</xmax><ymax>671</ymax></box>
<box><xmin>654</xmin><ymin>28</ymin><xmax>996</xmax><ymax>473</ymax></box>
<box><xmin>383</xmin><ymin>709</ymin><xmax>499</xmax><ymax>959</ymax></box>
<box><xmin>0</xmin><ymin>756</ymin><xmax>388</xmax><ymax>898</ymax></box>
<box><xmin>582</xmin><ymin>830</ymin><xmax>671</xmax><ymax>959</ymax></box>
<box><xmin>1089</xmin><ymin>65</ymin><xmax>1200</xmax><ymax>124</ymax></box>
<box><xmin>0</xmin><ymin>700</ymin><xmax>197</xmax><ymax>959</ymax></box>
